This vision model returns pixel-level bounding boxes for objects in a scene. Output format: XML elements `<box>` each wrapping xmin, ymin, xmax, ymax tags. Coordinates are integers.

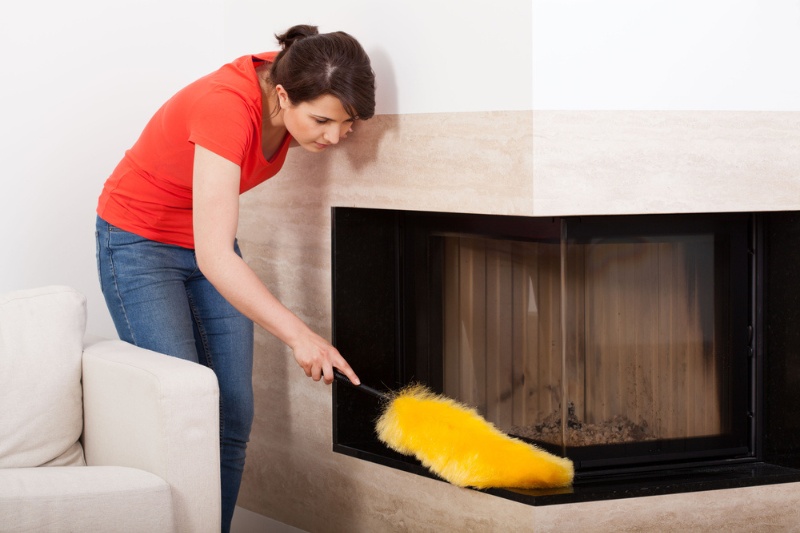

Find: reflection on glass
<box><xmin>441</xmin><ymin>229</ymin><xmax>734</xmax><ymax>452</ymax></box>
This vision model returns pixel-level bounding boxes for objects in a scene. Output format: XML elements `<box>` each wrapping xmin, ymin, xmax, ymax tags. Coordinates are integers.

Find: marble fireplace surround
<box><xmin>236</xmin><ymin>110</ymin><xmax>800</xmax><ymax>532</ymax></box>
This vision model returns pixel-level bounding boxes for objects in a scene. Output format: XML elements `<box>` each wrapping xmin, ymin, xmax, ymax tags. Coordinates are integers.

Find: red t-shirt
<box><xmin>97</xmin><ymin>52</ymin><xmax>291</xmax><ymax>249</ymax></box>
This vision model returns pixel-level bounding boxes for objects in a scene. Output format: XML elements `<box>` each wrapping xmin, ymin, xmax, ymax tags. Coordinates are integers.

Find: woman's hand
<box><xmin>289</xmin><ymin>329</ymin><xmax>360</xmax><ymax>385</ymax></box>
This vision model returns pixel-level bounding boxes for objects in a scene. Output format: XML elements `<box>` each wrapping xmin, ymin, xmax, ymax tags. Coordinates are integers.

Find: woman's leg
<box><xmin>185</xmin><ymin>267</ymin><xmax>254</xmax><ymax>533</ymax></box>
<box><xmin>97</xmin><ymin>217</ymin><xmax>255</xmax><ymax>532</ymax></box>
<box><xmin>95</xmin><ymin>217</ymin><xmax>200</xmax><ymax>361</ymax></box>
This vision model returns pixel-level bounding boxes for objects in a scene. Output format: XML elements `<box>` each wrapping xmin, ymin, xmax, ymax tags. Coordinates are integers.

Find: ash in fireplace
<box><xmin>510</xmin><ymin>402</ymin><xmax>657</xmax><ymax>447</ymax></box>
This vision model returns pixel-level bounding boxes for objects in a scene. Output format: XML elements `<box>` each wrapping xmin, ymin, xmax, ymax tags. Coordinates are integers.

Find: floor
<box><xmin>231</xmin><ymin>506</ymin><xmax>308</xmax><ymax>533</ymax></box>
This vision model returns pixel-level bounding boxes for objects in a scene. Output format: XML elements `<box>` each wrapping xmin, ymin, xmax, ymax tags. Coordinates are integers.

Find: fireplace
<box><xmin>331</xmin><ymin>207</ymin><xmax>800</xmax><ymax>503</ymax></box>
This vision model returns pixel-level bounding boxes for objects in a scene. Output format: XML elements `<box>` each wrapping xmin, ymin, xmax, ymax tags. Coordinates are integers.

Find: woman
<box><xmin>95</xmin><ymin>25</ymin><xmax>373</xmax><ymax>532</ymax></box>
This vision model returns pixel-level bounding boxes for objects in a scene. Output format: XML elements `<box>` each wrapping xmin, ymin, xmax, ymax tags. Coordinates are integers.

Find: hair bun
<box><xmin>275</xmin><ymin>25</ymin><xmax>320</xmax><ymax>50</ymax></box>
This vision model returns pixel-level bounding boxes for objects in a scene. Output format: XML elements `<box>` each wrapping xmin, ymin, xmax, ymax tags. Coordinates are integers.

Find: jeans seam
<box><xmin>186</xmin><ymin>289</ymin><xmax>225</xmax><ymax>440</ymax></box>
<box><xmin>103</xmin><ymin>221</ymin><xmax>138</xmax><ymax>346</ymax></box>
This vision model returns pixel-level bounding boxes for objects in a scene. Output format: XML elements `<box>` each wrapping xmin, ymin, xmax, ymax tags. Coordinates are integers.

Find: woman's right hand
<box><xmin>289</xmin><ymin>328</ymin><xmax>360</xmax><ymax>386</ymax></box>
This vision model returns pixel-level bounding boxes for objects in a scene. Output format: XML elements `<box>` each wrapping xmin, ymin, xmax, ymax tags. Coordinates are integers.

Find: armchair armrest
<box><xmin>82</xmin><ymin>338</ymin><xmax>221</xmax><ymax>533</ymax></box>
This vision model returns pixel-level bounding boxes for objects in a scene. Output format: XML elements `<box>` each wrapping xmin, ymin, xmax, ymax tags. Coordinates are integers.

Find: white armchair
<box><xmin>0</xmin><ymin>286</ymin><xmax>221</xmax><ymax>533</ymax></box>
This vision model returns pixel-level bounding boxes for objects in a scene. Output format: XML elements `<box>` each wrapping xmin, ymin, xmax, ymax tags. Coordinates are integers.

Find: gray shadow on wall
<box><xmin>344</xmin><ymin>45</ymin><xmax>400</xmax><ymax>172</ymax></box>
<box><xmin>370</xmin><ymin>45</ymin><xmax>398</xmax><ymax>115</ymax></box>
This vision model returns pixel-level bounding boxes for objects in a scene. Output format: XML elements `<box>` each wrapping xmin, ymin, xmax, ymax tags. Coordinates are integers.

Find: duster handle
<box><xmin>333</xmin><ymin>368</ymin><xmax>388</xmax><ymax>400</ymax></box>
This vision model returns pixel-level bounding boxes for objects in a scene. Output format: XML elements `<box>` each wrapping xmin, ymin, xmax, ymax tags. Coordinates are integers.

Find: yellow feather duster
<box><xmin>375</xmin><ymin>383</ymin><xmax>574</xmax><ymax>489</ymax></box>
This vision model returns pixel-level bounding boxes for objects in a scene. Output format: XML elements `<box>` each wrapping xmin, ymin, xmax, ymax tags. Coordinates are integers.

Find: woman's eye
<box><xmin>315</xmin><ymin>118</ymin><xmax>328</xmax><ymax>124</ymax></box>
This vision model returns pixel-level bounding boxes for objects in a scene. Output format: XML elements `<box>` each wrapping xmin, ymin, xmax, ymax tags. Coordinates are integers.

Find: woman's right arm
<box><xmin>191</xmin><ymin>144</ymin><xmax>360</xmax><ymax>386</ymax></box>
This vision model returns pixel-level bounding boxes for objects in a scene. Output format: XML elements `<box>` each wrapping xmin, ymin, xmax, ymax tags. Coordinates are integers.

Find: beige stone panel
<box><xmin>536</xmin><ymin>482</ymin><xmax>800</xmax><ymax>532</ymax></box>
<box><xmin>243</xmin><ymin>444</ymin><xmax>539</xmax><ymax>532</ymax></box>
<box><xmin>236</xmin><ymin>110</ymin><xmax>536</xmax><ymax>532</ymax></box>
<box><xmin>274</xmin><ymin>111</ymin><xmax>535</xmax><ymax>217</ymax></box>
<box><xmin>534</xmin><ymin>111</ymin><xmax>800</xmax><ymax>216</ymax></box>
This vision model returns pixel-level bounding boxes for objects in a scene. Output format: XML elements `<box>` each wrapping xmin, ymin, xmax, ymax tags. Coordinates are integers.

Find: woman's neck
<box><xmin>255</xmin><ymin>63</ymin><xmax>288</xmax><ymax>160</ymax></box>
<box><xmin>256</xmin><ymin>63</ymin><xmax>285</xmax><ymax>130</ymax></box>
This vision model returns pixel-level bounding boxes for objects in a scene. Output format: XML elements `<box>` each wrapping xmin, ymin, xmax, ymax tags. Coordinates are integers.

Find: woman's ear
<box><xmin>274</xmin><ymin>84</ymin><xmax>291</xmax><ymax>109</ymax></box>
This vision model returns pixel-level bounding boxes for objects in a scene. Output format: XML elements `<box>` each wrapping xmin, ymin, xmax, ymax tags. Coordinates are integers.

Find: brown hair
<box><xmin>270</xmin><ymin>25</ymin><xmax>376</xmax><ymax>120</ymax></box>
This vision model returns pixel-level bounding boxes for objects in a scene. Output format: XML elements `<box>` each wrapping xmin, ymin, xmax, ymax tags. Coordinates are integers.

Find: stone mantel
<box><xmin>533</xmin><ymin>111</ymin><xmax>800</xmax><ymax>217</ymax></box>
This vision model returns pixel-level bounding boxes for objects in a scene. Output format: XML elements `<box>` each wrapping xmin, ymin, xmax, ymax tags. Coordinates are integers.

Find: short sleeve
<box><xmin>187</xmin><ymin>89</ymin><xmax>256</xmax><ymax>166</ymax></box>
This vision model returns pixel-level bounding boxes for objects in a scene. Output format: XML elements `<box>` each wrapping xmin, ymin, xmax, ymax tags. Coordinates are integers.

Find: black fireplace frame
<box><xmin>331</xmin><ymin>207</ymin><xmax>800</xmax><ymax>504</ymax></box>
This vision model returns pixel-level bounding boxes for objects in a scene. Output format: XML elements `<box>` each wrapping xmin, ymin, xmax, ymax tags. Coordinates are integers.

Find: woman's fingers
<box><xmin>331</xmin><ymin>360</ymin><xmax>360</xmax><ymax>386</ymax></box>
<box><xmin>293</xmin><ymin>332</ymin><xmax>360</xmax><ymax>386</ymax></box>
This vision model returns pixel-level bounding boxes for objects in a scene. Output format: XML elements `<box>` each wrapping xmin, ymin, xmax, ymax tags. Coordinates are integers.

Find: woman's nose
<box><xmin>323</xmin><ymin>125</ymin><xmax>341</xmax><ymax>145</ymax></box>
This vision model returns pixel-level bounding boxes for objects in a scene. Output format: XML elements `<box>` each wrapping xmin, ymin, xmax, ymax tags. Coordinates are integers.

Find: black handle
<box><xmin>333</xmin><ymin>368</ymin><xmax>388</xmax><ymax>400</ymax></box>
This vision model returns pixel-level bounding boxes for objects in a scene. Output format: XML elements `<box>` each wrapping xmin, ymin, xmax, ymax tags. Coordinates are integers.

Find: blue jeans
<box><xmin>95</xmin><ymin>216</ymin><xmax>253</xmax><ymax>533</ymax></box>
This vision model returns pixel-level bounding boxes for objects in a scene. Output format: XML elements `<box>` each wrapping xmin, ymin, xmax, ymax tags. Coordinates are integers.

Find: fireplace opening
<box><xmin>331</xmin><ymin>207</ymin><xmax>800</xmax><ymax>502</ymax></box>
<box><xmin>433</xmin><ymin>215</ymin><xmax>751</xmax><ymax>473</ymax></box>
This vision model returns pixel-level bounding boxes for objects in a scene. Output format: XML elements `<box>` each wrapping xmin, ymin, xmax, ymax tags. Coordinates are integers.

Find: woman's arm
<box><xmin>192</xmin><ymin>144</ymin><xmax>360</xmax><ymax>385</ymax></box>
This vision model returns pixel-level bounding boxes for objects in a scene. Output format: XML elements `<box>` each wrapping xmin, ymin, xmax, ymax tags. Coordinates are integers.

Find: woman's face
<box><xmin>277</xmin><ymin>86</ymin><xmax>354</xmax><ymax>152</ymax></box>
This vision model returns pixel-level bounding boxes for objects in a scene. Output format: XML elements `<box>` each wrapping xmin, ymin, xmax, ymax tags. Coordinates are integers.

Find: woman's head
<box><xmin>270</xmin><ymin>25</ymin><xmax>376</xmax><ymax>121</ymax></box>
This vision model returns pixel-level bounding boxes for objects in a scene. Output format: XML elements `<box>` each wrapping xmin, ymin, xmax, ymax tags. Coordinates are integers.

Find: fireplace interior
<box><xmin>331</xmin><ymin>207</ymin><xmax>800</xmax><ymax>504</ymax></box>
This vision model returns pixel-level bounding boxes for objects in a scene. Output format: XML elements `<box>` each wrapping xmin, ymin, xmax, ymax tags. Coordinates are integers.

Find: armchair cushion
<box><xmin>0</xmin><ymin>286</ymin><xmax>86</xmax><ymax>468</ymax></box>
<box><xmin>0</xmin><ymin>466</ymin><xmax>173</xmax><ymax>532</ymax></box>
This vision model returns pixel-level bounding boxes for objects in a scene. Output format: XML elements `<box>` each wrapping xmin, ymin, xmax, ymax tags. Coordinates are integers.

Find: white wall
<box><xmin>2</xmin><ymin>0</ymin><xmax>798</xmax><ymax>336</ymax></box>
<box><xmin>533</xmin><ymin>0</ymin><xmax>800</xmax><ymax>110</ymax></box>
<box><xmin>222</xmin><ymin>0</ymin><xmax>533</xmax><ymax>114</ymax></box>
<box><xmin>0</xmin><ymin>1</ymin><xmax>224</xmax><ymax>336</ymax></box>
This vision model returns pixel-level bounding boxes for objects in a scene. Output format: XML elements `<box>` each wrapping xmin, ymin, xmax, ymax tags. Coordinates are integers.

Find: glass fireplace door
<box><xmin>439</xmin><ymin>214</ymin><xmax>754</xmax><ymax>471</ymax></box>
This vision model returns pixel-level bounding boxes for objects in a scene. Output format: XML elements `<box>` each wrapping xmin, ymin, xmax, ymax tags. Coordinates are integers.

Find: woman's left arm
<box><xmin>192</xmin><ymin>144</ymin><xmax>360</xmax><ymax>386</ymax></box>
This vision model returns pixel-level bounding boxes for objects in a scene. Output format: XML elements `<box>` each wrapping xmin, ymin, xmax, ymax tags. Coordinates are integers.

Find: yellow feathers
<box><xmin>375</xmin><ymin>384</ymin><xmax>574</xmax><ymax>490</ymax></box>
